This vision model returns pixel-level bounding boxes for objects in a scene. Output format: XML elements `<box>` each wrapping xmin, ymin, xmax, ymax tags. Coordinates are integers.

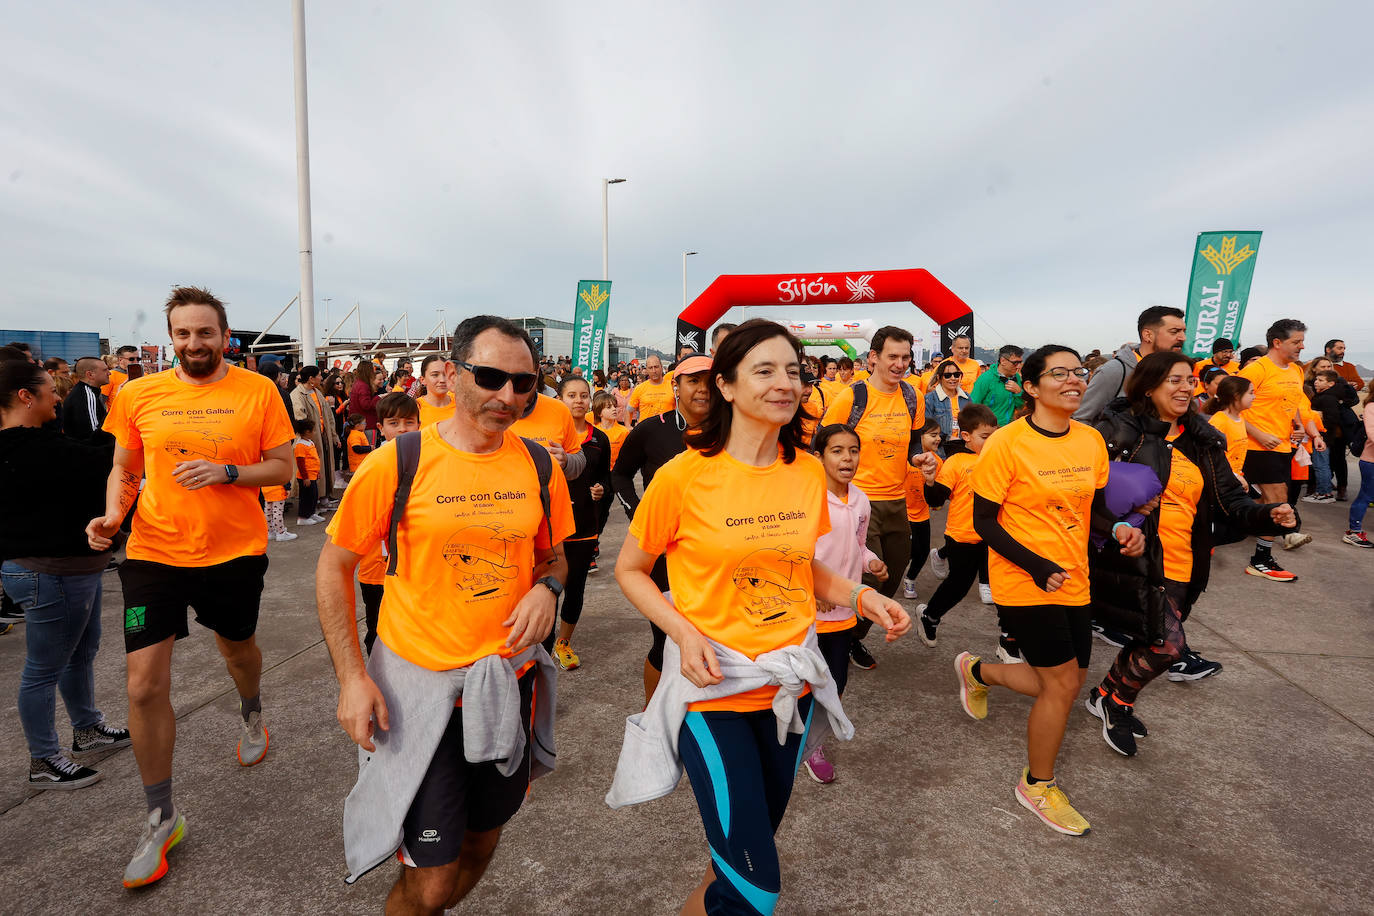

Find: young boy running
<box><xmin>912</xmin><ymin>405</ymin><xmax>1000</xmax><ymax>649</ymax></box>
<box><xmin>357</xmin><ymin>394</ymin><xmax>420</xmax><ymax>655</ymax></box>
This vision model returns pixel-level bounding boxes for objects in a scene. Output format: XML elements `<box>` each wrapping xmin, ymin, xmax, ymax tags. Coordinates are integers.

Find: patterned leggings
<box><xmin>263</xmin><ymin>500</ymin><xmax>286</xmax><ymax>537</ymax></box>
<box><xmin>1100</xmin><ymin>580</ymin><xmax>1187</xmax><ymax>704</ymax></box>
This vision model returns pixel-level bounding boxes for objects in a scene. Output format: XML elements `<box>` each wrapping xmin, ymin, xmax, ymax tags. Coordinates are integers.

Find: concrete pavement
<box><xmin>1</xmin><ymin>482</ymin><xmax>1371</xmax><ymax>914</ymax></box>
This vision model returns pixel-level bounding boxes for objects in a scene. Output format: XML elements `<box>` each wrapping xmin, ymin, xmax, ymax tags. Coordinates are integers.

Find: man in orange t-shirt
<box><xmin>318</xmin><ymin>316</ymin><xmax>573</xmax><ymax>911</ymax></box>
<box><xmin>86</xmin><ymin>286</ymin><xmax>294</xmax><ymax>889</ymax></box>
<box><xmin>628</xmin><ymin>355</ymin><xmax>674</xmax><ymax>423</ymax></box>
<box><xmin>101</xmin><ymin>345</ymin><xmax>138</xmax><ymax>403</ymax></box>
<box><xmin>946</xmin><ymin>335</ymin><xmax>983</xmax><ymax>394</ymax></box>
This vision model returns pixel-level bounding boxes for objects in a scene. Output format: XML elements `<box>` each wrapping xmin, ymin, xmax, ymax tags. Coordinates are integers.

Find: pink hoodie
<box><xmin>815</xmin><ymin>483</ymin><xmax>881</xmax><ymax>626</ymax></box>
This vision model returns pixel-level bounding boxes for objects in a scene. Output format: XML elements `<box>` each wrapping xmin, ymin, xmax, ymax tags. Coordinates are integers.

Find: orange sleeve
<box><xmin>562</xmin><ymin>405</ymin><xmax>582</xmax><ymax>454</ymax></box>
<box><xmin>325</xmin><ymin>443</ymin><xmax>396</xmax><ymax>556</ymax></box>
<box><xmin>971</xmin><ymin>429</ymin><xmax>1013</xmax><ymax>503</ymax></box>
<box><xmin>628</xmin><ymin>457</ymin><xmax>685</xmax><ymax>555</ymax></box>
<box><xmin>821</xmin><ymin>386</ymin><xmax>855</xmax><ymax>426</ymax></box>
<box><xmin>103</xmin><ymin>382</ymin><xmax>142</xmax><ymax>450</ymax></box>
<box><xmin>538</xmin><ymin>462</ymin><xmax>578</xmax><ymax>549</ymax></box>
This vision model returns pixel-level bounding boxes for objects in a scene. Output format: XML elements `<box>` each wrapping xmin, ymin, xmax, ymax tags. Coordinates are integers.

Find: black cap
<box><xmin>1212</xmin><ymin>338</ymin><xmax>1235</xmax><ymax>353</ymax></box>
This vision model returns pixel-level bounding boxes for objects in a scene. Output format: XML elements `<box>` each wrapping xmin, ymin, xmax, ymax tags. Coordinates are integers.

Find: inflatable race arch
<box><xmin>677</xmin><ymin>268</ymin><xmax>974</xmax><ymax>356</ymax></box>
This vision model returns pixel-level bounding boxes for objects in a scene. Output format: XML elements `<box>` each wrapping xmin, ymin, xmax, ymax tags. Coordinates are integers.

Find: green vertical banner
<box><xmin>1183</xmin><ymin>230</ymin><xmax>1262</xmax><ymax>358</ymax></box>
<box><xmin>573</xmin><ymin>280</ymin><xmax>611</xmax><ymax>374</ymax></box>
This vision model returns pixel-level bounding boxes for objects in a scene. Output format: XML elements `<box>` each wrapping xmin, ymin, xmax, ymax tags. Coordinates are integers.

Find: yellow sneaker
<box><xmin>954</xmin><ymin>651</ymin><xmax>987</xmax><ymax>720</ymax></box>
<box><xmin>553</xmin><ymin>638</ymin><xmax>580</xmax><ymax>671</ymax></box>
<box><xmin>1015</xmin><ymin>768</ymin><xmax>1091</xmax><ymax>836</ymax></box>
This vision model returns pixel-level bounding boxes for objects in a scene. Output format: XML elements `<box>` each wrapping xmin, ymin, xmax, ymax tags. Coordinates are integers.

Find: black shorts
<box><xmin>1243</xmin><ymin>449</ymin><xmax>1291</xmax><ymax>486</ymax></box>
<box><xmin>118</xmin><ymin>555</ymin><xmax>269</xmax><ymax>653</ymax></box>
<box><xmin>997</xmin><ymin>603</ymin><xmax>1092</xmax><ymax>669</ymax></box>
<box><xmin>399</xmin><ymin>669</ymin><xmax>536</xmax><ymax>868</ymax></box>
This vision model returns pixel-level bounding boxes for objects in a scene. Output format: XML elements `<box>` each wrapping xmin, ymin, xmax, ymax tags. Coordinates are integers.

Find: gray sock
<box><xmin>240</xmin><ymin>693</ymin><xmax>261</xmax><ymax>723</ymax></box>
<box><xmin>144</xmin><ymin>778</ymin><xmax>173</xmax><ymax>822</ymax></box>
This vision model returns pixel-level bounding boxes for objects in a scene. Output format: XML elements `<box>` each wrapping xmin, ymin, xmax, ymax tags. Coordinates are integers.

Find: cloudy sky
<box><xmin>3</xmin><ymin>1</ymin><xmax>1372</xmax><ymax>364</ymax></box>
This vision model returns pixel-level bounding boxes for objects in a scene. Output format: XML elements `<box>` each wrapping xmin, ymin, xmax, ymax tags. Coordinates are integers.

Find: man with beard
<box><xmin>86</xmin><ymin>286</ymin><xmax>294</xmax><ymax>889</ymax></box>
<box><xmin>1074</xmin><ymin>306</ymin><xmax>1186</xmax><ymax>423</ymax></box>
<box><xmin>611</xmin><ymin>352</ymin><xmax>712</xmax><ymax>702</ymax></box>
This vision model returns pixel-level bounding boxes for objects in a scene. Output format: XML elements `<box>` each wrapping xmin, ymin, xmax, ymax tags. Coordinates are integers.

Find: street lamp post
<box><xmin>436</xmin><ymin>308</ymin><xmax>447</xmax><ymax>355</ymax></box>
<box><xmin>682</xmin><ymin>251</ymin><xmax>698</xmax><ymax>313</ymax></box>
<box><xmin>602</xmin><ymin>178</ymin><xmax>626</xmax><ymax>281</ymax></box>
<box><xmin>321</xmin><ymin>297</ymin><xmax>332</xmax><ymax>345</ymax></box>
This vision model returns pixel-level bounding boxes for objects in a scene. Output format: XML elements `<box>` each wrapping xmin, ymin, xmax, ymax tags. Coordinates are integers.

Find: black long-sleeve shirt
<box><xmin>0</xmin><ymin>426</ymin><xmax>115</xmax><ymax>563</ymax></box>
<box><xmin>610</xmin><ymin>410</ymin><xmax>690</xmax><ymax>520</ymax></box>
<box><xmin>62</xmin><ymin>381</ymin><xmax>112</xmax><ymax>445</ymax></box>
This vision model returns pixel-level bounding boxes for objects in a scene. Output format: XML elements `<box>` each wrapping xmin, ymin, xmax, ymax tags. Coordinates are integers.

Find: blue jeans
<box><xmin>1</xmin><ymin>562</ymin><xmax>105</xmax><ymax>758</ymax></box>
<box><xmin>1311</xmin><ymin>447</ymin><xmax>1332</xmax><ymax>494</ymax></box>
<box><xmin>1351</xmin><ymin>461</ymin><xmax>1374</xmax><ymax>532</ymax></box>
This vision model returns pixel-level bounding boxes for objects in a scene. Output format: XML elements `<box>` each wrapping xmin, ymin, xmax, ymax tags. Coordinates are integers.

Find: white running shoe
<box><xmin>123</xmin><ymin>807</ymin><xmax>186</xmax><ymax>888</ymax></box>
<box><xmin>978</xmin><ymin>583</ymin><xmax>993</xmax><ymax>605</ymax></box>
<box><xmin>1280</xmin><ymin>532</ymin><xmax>1312</xmax><ymax>550</ymax></box>
<box><xmin>308</xmin><ymin>513</ymin><xmax>326</xmax><ymax>523</ymax></box>
<box><xmin>929</xmin><ymin>548</ymin><xmax>949</xmax><ymax>580</ymax></box>
<box><xmin>273</xmin><ymin>531</ymin><xmax>299</xmax><ymax>542</ymax></box>
<box><xmin>901</xmin><ymin>578</ymin><xmax>918</xmax><ymax>599</ymax></box>
<box><xmin>237</xmin><ymin>708</ymin><xmax>269</xmax><ymax>767</ymax></box>
<box><xmin>296</xmin><ymin>517</ymin><xmax>321</xmax><ymax>526</ymax></box>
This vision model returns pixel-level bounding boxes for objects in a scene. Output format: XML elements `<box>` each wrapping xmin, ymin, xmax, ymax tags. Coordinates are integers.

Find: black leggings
<box><xmin>816</xmin><ymin>628</ymin><xmax>852</xmax><ymax>696</ymax></box>
<box><xmin>1100</xmin><ymin>580</ymin><xmax>1187</xmax><ymax>704</ymax></box>
<box><xmin>924</xmin><ymin>538</ymin><xmax>986</xmax><ymax>621</ymax></box>
<box><xmin>298</xmin><ymin>479</ymin><xmax>318</xmax><ymax>519</ymax></box>
<box><xmin>905</xmin><ymin>520</ymin><xmax>931</xmax><ymax>579</ymax></box>
<box><xmin>543</xmin><ymin>538</ymin><xmax>596</xmax><ymax>653</ymax></box>
<box><xmin>360</xmin><ymin>582</ymin><xmax>384</xmax><ymax>656</ymax></box>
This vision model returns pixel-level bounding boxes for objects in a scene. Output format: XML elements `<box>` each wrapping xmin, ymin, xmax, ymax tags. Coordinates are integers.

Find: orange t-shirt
<box><xmin>101</xmin><ymin>369</ymin><xmax>128</xmax><ymax>402</ymax></box>
<box><xmin>1208</xmin><ymin>411</ymin><xmax>1248</xmax><ymax>477</ymax></box>
<box><xmin>1159</xmin><ymin>428</ymin><xmax>1203</xmax><ymax>583</ymax></box>
<box><xmin>509</xmin><ymin>394</ymin><xmax>582</xmax><ymax>455</ymax></box>
<box><xmin>630</xmin><ymin>448</ymin><xmax>830</xmax><ymax>713</ymax></box>
<box><xmin>261</xmin><ymin>485</ymin><xmax>287</xmax><ymax>502</ymax></box>
<box><xmin>326</xmin><ymin>426</ymin><xmax>575</xmax><ymax>670</ymax></box>
<box><xmin>852</xmin><ymin>369</ymin><xmax>870</xmax><ymax>382</ymax></box>
<box><xmin>821</xmin><ymin>381</ymin><xmax>924</xmax><ymax>501</ymax></box>
<box><xmin>349</xmin><ymin>448</ymin><xmax>389</xmax><ymax>585</ymax></box>
<box><xmin>971</xmin><ymin>418</ymin><xmax>1109</xmax><ymax>608</ymax></box>
<box><xmin>417</xmin><ymin>392</ymin><xmax>455</xmax><ymax>428</ymax></box>
<box><xmin>104</xmin><ymin>365</ymin><xmax>294</xmax><ymax>567</ymax></box>
<box><xmin>599</xmin><ymin>422</ymin><xmax>629</xmax><ymax>470</ymax></box>
<box><xmin>904</xmin><ymin>454</ymin><xmax>943</xmax><ymax>522</ymax></box>
<box><xmin>294</xmin><ymin>439</ymin><xmax>321</xmax><ymax>481</ymax></box>
<box><xmin>800</xmin><ymin>386</ymin><xmax>825</xmax><ymax>445</ymax></box>
<box><xmin>819</xmin><ymin>379</ymin><xmax>847</xmax><ymax>403</ymax></box>
<box><xmin>346</xmin><ymin>429</ymin><xmax>370</xmax><ymax>473</ymax></box>
<box><xmin>629</xmin><ymin>378</ymin><xmax>674</xmax><ymax>421</ymax></box>
<box><xmin>936</xmin><ymin>450</ymin><xmax>980</xmax><ymax>544</ymax></box>
<box><xmin>951</xmin><ymin>357</ymin><xmax>982</xmax><ymax>394</ymax></box>
<box><xmin>1239</xmin><ymin>358</ymin><xmax>1304</xmax><ymax>454</ymax></box>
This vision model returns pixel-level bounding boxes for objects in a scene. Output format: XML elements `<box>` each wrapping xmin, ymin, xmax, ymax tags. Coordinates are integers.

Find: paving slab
<box><xmin>0</xmin><ymin>489</ymin><xmax>1370</xmax><ymax>914</ymax></box>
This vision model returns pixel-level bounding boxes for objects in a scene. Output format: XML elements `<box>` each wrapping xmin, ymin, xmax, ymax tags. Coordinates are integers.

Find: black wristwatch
<box><xmin>536</xmin><ymin>575</ymin><xmax>563</xmax><ymax>600</ymax></box>
<box><xmin>224</xmin><ymin>464</ymin><xmax>239</xmax><ymax>484</ymax></box>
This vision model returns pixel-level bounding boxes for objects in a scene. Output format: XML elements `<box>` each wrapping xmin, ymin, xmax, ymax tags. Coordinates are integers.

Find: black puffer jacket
<box><xmin>1090</xmin><ymin>398</ymin><xmax>1287</xmax><ymax>636</ymax></box>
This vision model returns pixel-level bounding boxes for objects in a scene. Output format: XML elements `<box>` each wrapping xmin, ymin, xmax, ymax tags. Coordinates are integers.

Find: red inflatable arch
<box><xmin>676</xmin><ymin>268</ymin><xmax>974</xmax><ymax>355</ymax></box>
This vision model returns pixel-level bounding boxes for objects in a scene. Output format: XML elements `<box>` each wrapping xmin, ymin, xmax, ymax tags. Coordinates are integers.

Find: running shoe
<box><xmin>1090</xmin><ymin>623</ymin><xmax>1130</xmax><ymax>647</ymax></box>
<box><xmin>1015</xmin><ymin>768</ymin><xmax>1090</xmax><ymax>836</ymax></box>
<box><xmin>1085</xmin><ymin>691</ymin><xmax>1138</xmax><ymax>756</ymax></box>
<box><xmin>1167</xmin><ymin>649</ymin><xmax>1223</xmax><ymax>681</ymax></box>
<box><xmin>123</xmin><ymin>808</ymin><xmax>186</xmax><ymax>889</ymax></box>
<box><xmin>237</xmin><ymin>708</ymin><xmax>269</xmax><ymax>767</ymax></box>
<box><xmin>978</xmin><ymin>583</ymin><xmax>994</xmax><ymax>605</ymax></box>
<box><xmin>954</xmin><ymin>651</ymin><xmax>987</xmax><ymax>720</ymax></box>
<box><xmin>273</xmin><ymin>531</ymin><xmax>299</xmax><ymax>542</ymax></box>
<box><xmin>0</xmin><ymin>623</ymin><xmax>12</xmax><ymax>636</ymax></box>
<box><xmin>1343</xmin><ymin>530</ymin><xmax>1374</xmax><ymax>548</ymax></box>
<box><xmin>1245</xmin><ymin>557</ymin><xmax>1298</xmax><ymax>581</ymax></box>
<box><xmin>802</xmin><ymin>747</ymin><xmax>836</xmax><ymax>784</ymax></box>
<box><xmin>309</xmin><ymin>513</ymin><xmax>327</xmax><ymax>523</ymax></box>
<box><xmin>29</xmin><ymin>754</ymin><xmax>101</xmax><ymax>790</ymax></box>
<box><xmin>849</xmin><ymin>641</ymin><xmax>877</xmax><ymax>670</ymax></box>
<box><xmin>1279</xmin><ymin>532</ymin><xmax>1312</xmax><ymax>550</ymax></box>
<box><xmin>996</xmin><ymin>634</ymin><xmax>1022</xmax><ymax>665</ymax></box>
<box><xmin>0</xmin><ymin>605</ymin><xmax>23</xmax><ymax>625</ymax></box>
<box><xmin>915</xmin><ymin>606</ymin><xmax>938</xmax><ymax>647</ymax></box>
<box><xmin>553</xmin><ymin>638</ymin><xmax>581</xmax><ymax>670</ymax></box>
<box><xmin>587</xmin><ymin>557</ymin><xmax>598</xmax><ymax>573</ymax></box>
<box><xmin>296</xmin><ymin>517</ymin><xmax>321</xmax><ymax>526</ymax></box>
<box><xmin>1300</xmin><ymin>493</ymin><xmax>1335</xmax><ymax>504</ymax></box>
<box><xmin>929</xmin><ymin>548</ymin><xmax>949</xmax><ymax>580</ymax></box>
<box><xmin>72</xmin><ymin>721</ymin><xmax>132</xmax><ymax>754</ymax></box>
<box><xmin>901</xmin><ymin>577</ymin><xmax>918</xmax><ymax>599</ymax></box>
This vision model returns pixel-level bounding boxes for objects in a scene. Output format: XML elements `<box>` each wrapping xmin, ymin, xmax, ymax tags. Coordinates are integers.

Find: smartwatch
<box><xmin>224</xmin><ymin>464</ymin><xmax>240</xmax><ymax>484</ymax></box>
<box><xmin>536</xmin><ymin>575</ymin><xmax>563</xmax><ymax>600</ymax></box>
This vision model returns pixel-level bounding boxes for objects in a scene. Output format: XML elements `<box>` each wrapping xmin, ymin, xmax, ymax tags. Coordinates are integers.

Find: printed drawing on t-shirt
<box><xmin>163</xmin><ymin>430</ymin><xmax>232</xmax><ymax>461</ymax></box>
<box><xmin>1044</xmin><ymin>486</ymin><xmax>1089</xmax><ymax>532</ymax></box>
<box><xmin>731</xmin><ymin>546</ymin><xmax>810</xmax><ymax>623</ymax></box>
<box><xmin>870</xmin><ymin>435</ymin><xmax>899</xmax><ymax>461</ymax></box>
<box><xmin>441</xmin><ymin>524</ymin><xmax>525</xmax><ymax>598</ymax></box>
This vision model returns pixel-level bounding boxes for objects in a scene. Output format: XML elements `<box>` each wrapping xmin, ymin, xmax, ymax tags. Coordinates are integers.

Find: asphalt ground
<box><xmin>1</xmin><ymin>465</ymin><xmax>1371</xmax><ymax>915</ymax></box>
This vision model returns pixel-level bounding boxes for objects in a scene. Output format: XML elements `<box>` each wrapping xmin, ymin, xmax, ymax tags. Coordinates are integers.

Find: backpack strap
<box><xmin>384</xmin><ymin>431</ymin><xmax>423</xmax><ymax>576</ymax></box>
<box><xmin>519</xmin><ymin>437</ymin><xmax>555</xmax><ymax>547</ymax></box>
<box><xmin>898</xmin><ymin>380</ymin><xmax>921</xmax><ymax>422</ymax></box>
<box><xmin>846</xmin><ymin>381</ymin><xmax>868</xmax><ymax>429</ymax></box>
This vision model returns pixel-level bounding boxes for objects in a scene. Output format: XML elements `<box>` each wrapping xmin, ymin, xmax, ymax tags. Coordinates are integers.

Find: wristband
<box><xmin>852</xmin><ymin>585</ymin><xmax>875</xmax><ymax>614</ymax></box>
<box><xmin>1112</xmin><ymin>521</ymin><xmax>1132</xmax><ymax>539</ymax></box>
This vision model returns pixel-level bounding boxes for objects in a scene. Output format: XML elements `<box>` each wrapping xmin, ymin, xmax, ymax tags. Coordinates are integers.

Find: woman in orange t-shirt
<box><xmin>615</xmin><ymin>320</ymin><xmax>909</xmax><ymax>916</ymax></box>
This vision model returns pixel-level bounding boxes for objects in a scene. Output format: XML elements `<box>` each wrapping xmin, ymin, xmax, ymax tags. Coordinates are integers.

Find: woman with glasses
<box><xmin>924</xmin><ymin>359</ymin><xmax>971</xmax><ymax>449</ymax></box>
<box><xmin>1086</xmin><ymin>351</ymin><xmax>1294</xmax><ymax>756</ymax></box>
<box><xmin>957</xmin><ymin>345</ymin><xmax>1143</xmax><ymax>836</ymax></box>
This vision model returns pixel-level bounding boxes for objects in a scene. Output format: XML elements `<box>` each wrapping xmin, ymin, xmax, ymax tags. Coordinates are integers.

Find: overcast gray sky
<box><xmin>3</xmin><ymin>1</ymin><xmax>1371</xmax><ymax>363</ymax></box>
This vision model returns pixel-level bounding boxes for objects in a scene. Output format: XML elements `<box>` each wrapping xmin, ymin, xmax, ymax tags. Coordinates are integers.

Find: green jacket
<box><xmin>970</xmin><ymin>369</ymin><xmax>1022</xmax><ymax>426</ymax></box>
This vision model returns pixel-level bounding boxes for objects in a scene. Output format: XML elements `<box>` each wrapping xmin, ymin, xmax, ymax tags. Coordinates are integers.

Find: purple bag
<box><xmin>1092</xmin><ymin>461</ymin><xmax>1163</xmax><ymax>548</ymax></box>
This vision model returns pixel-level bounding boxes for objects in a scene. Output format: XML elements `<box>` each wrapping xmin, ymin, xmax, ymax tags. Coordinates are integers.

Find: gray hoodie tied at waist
<box><xmin>343</xmin><ymin>641</ymin><xmax>557</xmax><ymax>883</ymax></box>
<box><xmin>604</xmin><ymin>628</ymin><xmax>853</xmax><ymax>809</ymax></box>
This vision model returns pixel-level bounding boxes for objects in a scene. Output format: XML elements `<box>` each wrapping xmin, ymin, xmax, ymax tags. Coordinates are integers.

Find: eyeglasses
<box><xmin>1038</xmin><ymin>367</ymin><xmax>1091</xmax><ymax>382</ymax></box>
<box><xmin>1164</xmin><ymin>375</ymin><xmax>1193</xmax><ymax>387</ymax></box>
<box><xmin>941</xmin><ymin>372</ymin><xmax>963</xmax><ymax>379</ymax></box>
<box><xmin>1003</xmin><ymin>358</ymin><xmax>1023</xmax><ymax>367</ymax></box>
<box><xmin>459</xmin><ymin>361</ymin><xmax>538</xmax><ymax>394</ymax></box>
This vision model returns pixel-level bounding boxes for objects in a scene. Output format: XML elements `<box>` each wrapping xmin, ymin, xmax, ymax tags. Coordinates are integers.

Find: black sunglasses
<box><xmin>941</xmin><ymin>371</ymin><xmax>963</xmax><ymax>379</ymax></box>
<box><xmin>459</xmin><ymin>361</ymin><xmax>539</xmax><ymax>394</ymax></box>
